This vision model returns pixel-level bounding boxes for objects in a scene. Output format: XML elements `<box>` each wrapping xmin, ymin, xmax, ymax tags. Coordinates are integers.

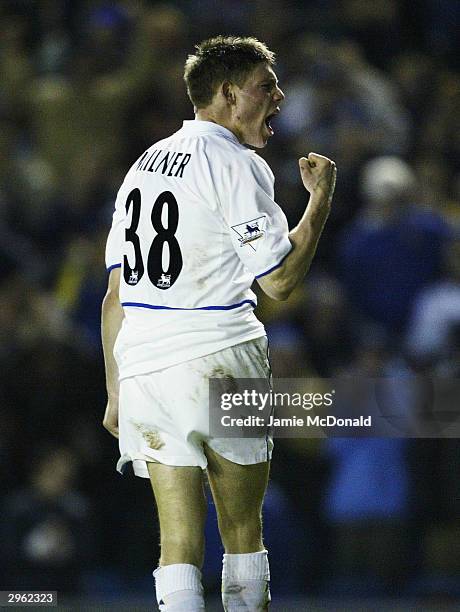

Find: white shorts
<box><xmin>117</xmin><ymin>336</ymin><xmax>272</xmax><ymax>478</ymax></box>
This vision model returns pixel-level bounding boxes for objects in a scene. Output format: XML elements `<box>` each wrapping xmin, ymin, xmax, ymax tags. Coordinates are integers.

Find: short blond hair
<box><xmin>184</xmin><ymin>35</ymin><xmax>276</xmax><ymax>108</ymax></box>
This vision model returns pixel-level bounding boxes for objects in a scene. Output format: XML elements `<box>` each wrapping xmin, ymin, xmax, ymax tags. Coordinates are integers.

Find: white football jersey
<box><xmin>105</xmin><ymin>120</ymin><xmax>292</xmax><ymax>378</ymax></box>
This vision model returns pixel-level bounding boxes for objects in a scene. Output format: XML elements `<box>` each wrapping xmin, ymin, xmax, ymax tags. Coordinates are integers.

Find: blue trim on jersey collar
<box><xmin>107</xmin><ymin>263</ymin><xmax>121</xmax><ymax>273</ymax></box>
<box><xmin>121</xmin><ymin>299</ymin><xmax>256</xmax><ymax>311</ymax></box>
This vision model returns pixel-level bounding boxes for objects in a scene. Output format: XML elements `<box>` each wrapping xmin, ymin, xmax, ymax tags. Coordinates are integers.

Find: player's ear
<box><xmin>222</xmin><ymin>81</ymin><xmax>236</xmax><ymax>105</ymax></box>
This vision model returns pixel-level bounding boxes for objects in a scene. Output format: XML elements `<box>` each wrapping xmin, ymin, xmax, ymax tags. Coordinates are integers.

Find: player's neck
<box><xmin>195</xmin><ymin>109</ymin><xmax>243</xmax><ymax>144</ymax></box>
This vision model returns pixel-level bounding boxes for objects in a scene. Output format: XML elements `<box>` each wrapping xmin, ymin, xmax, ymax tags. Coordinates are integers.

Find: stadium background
<box><xmin>0</xmin><ymin>0</ymin><xmax>459</xmax><ymax>609</ymax></box>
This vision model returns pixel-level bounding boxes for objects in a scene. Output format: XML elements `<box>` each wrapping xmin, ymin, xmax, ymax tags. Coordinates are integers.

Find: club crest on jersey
<box><xmin>231</xmin><ymin>216</ymin><xmax>267</xmax><ymax>251</ymax></box>
<box><xmin>157</xmin><ymin>273</ymin><xmax>171</xmax><ymax>288</ymax></box>
<box><xmin>128</xmin><ymin>270</ymin><xmax>139</xmax><ymax>284</ymax></box>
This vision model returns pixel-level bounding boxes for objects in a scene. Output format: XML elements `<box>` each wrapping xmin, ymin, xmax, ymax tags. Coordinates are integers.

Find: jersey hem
<box><xmin>117</xmin><ymin>330</ymin><xmax>267</xmax><ymax>380</ymax></box>
<box><xmin>121</xmin><ymin>299</ymin><xmax>257</xmax><ymax>311</ymax></box>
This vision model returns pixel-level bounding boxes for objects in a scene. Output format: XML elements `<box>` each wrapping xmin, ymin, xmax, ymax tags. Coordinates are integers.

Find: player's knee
<box><xmin>219</xmin><ymin>513</ymin><xmax>263</xmax><ymax>553</ymax></box>
<box><xmin>161</xmin><ymin>530</ymin><xmax>204</xmax><ymax>550</ymax></box>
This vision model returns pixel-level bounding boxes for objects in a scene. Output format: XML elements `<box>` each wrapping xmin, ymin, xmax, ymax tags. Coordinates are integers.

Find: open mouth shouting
<box><xmin>264</xmin><ymin>108</ymin><xmax>280</xmax><ymax>137</ymax></box>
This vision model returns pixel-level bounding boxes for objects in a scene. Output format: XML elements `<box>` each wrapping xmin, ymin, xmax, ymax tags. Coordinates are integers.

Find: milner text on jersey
<box><xmin>136</xmin><ymin>149</ymin><xmax>192</xmax><ymax>178</ymax></box>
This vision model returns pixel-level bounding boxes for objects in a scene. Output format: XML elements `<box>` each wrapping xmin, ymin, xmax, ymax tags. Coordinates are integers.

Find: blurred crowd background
<box><xmin>0</xmin><ymin>0</ymin><xmax>459</xmax><ymax>606</ymax></box>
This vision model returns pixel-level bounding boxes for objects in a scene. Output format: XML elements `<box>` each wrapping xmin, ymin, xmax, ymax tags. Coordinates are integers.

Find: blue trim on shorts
<box><xmin>107</xmin><ymin>263</ymin><xmax>121</xmax><ymax>273</ymax></box>
<box><xmin>121</xmin><ymin>299</ymin><xmax>256</xmax><ymax>311</ymax></box>
<box><xmin>254</xmin><ymin>246</ymin><xmax>292</xmax><ymax>279</ymax></box>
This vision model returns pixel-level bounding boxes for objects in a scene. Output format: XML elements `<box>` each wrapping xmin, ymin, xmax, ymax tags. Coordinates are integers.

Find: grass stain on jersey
<box><xmin>189</xmin><ymin>246</ymin><xmax>209</xmax><ymax>290</ymax></box>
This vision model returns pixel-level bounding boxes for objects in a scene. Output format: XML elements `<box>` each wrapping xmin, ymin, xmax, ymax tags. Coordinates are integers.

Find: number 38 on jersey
<box><xmin>123</xmin><ymin>189</ymin><xmax>183</xmax><ymax>290</ymax></box>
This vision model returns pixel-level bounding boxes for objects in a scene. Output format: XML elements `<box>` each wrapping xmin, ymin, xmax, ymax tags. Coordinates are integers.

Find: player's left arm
<box><xmin>101</xmin><ymin>267</ymin><xmax>124</xmax><ymax>438</ymax></box>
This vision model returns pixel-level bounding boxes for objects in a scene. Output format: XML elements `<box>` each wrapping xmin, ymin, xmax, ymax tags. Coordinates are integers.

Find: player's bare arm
<box><xmin>257</xmin><ymin>152</ymin><xmax>337</xmax><ymax>301</ymax></box>
<box><xmin>101</xmin><ymin>267</ymin><xmax>124</xmax><ymax>438</ymax></box>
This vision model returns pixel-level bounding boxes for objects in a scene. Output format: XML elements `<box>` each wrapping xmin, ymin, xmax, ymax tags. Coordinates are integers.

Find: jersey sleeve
<box><xmin>217</xmin><ymin>153</ymin><xmax>292</xmax><ymax>278</ymax></box>
<box><xmin>105</xmin><ymin>183</ymin><xmax>126</xmax><ymax>272</ymax></box>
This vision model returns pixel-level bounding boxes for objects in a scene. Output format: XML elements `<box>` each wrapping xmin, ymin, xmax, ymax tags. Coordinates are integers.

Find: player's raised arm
<box><xmin>101</xmin><ymin>267</ymin><xmax>124</xmax><ymax>438</ymax></box>
<box><xmin>257</xmin><ymin>152</ymin><xmax>336</xmax><ymax>301</ymax></box>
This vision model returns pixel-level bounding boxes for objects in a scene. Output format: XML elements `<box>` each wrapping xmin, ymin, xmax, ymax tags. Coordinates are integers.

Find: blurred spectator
<box><xmin>338</xmin><ymin>156</ymin><xmax>450</xmax><ymax>336</ymax></box>
<box><xmin>264</xmin><ymin>320</ymin><xmax>314</xmax><ymax>378</ymax></box>
<box><xmin>409</xmin><ymin>436</ymin><xmax>460</xmax><ymax>598</ymax></box>
<box><xmin>321</xmin><ymin>340</ymin><xmax>411</xmax><ymax>595</ymax></box>
<box><xmin>322</xmin><ymin>437</ymin><xmax>410</xmax><ymax>595</ymax></box>
<box><xmin>406</xmin><ymin>234</ymin><xmax>460</xmax><ymax>367</ymax></box>
<box><xmin>1</xmin><ymin>446</ymin><xmax>94</xmax><ymax>594</ymax></box>
<box><xmin>55</xmin><ymin>231</ymin><xmax>108</xmax><ymax>353</ymax></box>
<box><xmin>391</xmin><ymin>52</ymin><xmax>438</xmax><ymax>133</ymax></box>
<box><xmin>278</xmin><ymin>35</ymin><xmax>410</xmax><ymax>159</ymax></box>
<box><xmin>337</xmin><ymin>0</ymin><xmax>403</xmax><ymax>69</ymax></box>
<box><xmin>274</xmin><ymin>34</ymin><xmax>412</xmax><ymax>233</ymax></box>
<box><xmin>0</xmin><ymin>273</ymin><xmax>70</xmax><ymax>364</ymax></box>
<box><xmin>420</xmin><ymin>70</ymin><xmax>460</xmax><ymax>163</ymax></box>
<box><xmin>25</xmin><ymin>3</ymin><xmax>168</xmax><ymax>189</ymax></box>
<box><xmin>0</xmin><ymin>12</ymin><xmax>33</xmax><ymax>122</ymax></box>
<box><xmin>299</xmin><ymin>272</ymin><xmax>356</xmax><ymax>376</ymax></box>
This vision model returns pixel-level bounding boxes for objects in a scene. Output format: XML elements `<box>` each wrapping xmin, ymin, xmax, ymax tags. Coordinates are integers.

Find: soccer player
<box><xmin>101</xmin><ymin>36</ymin><xmax>336</xmax><ymax>611</ymax></box>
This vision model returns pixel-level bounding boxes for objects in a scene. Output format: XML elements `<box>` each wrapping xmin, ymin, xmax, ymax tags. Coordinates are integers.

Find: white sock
<box><xmin>153</xmin><ymin>563</ymin><xmax>204</xmax><ymax>611</ymax></box>
<box><xmin>222</xmin><ymin>550</ymin><xmax>271</xmax><ymax>611</ymax></box>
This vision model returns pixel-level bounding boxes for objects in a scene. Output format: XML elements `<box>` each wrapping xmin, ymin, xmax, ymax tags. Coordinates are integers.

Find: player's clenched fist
<box><xmin>299</xmin><ymin>153</ymin><xmax>337</xmax><ymax>206</ymax></box>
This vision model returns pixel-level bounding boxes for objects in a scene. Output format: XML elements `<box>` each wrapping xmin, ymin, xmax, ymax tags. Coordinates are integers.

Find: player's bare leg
<box><xmin>148</xmin><ymin>462</ymin><xmax>207</xmax><ymax>611</ymax></box>
<box><xmin>204</xmin><ymin>444</ymin><xmax>271</xmax><ymax>611</ymax></box>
